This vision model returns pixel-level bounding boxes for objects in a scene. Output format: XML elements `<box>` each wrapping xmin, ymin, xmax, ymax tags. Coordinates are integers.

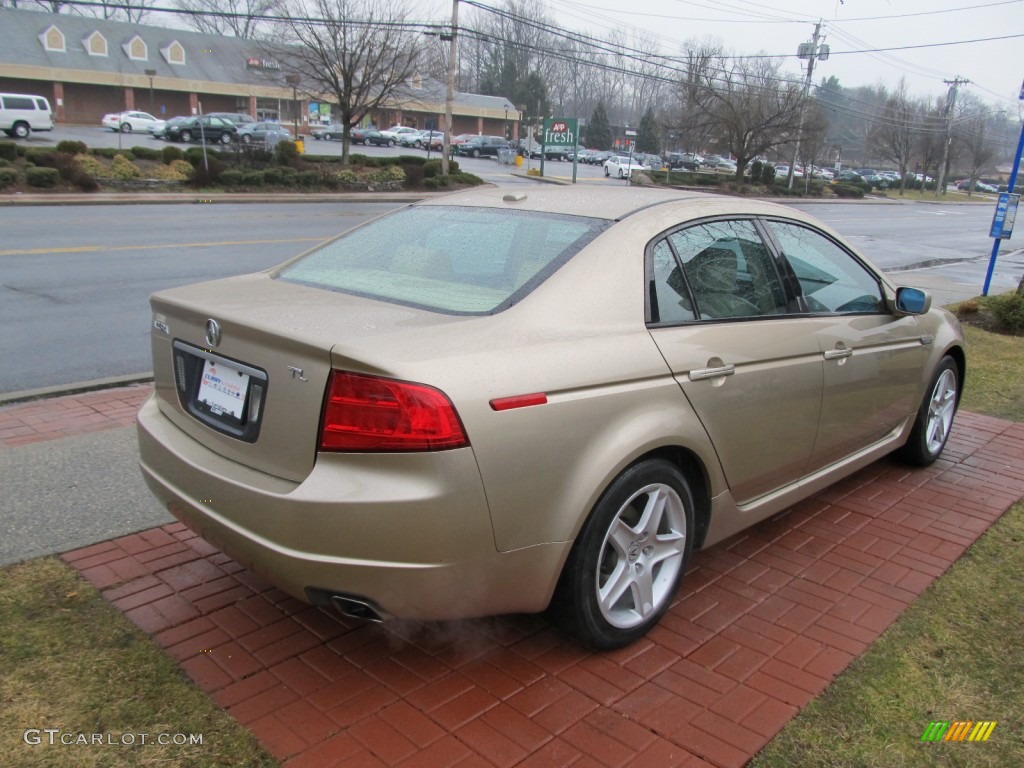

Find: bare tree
<box><xmin>265</xmin><ymin>0</ymin><xmax>424</xmax><ymax>164</ymax></box>
<box><xmin>175</xmin><ymin>0</ymin><xmax>284</xmax><ymax>38</ymax></box>
<box><xmin>868</xmin><ymin>79</ymin><xmax>918</xmax><ymax>194</ymax></box>
<box><xmin>672</xmin><ymin>40</ymin><xmax>722</xmax><ymax>154</ymax></box>
<box><xmin>955</xmin><ymin>113</ymin><xmax>998</xmax><ymax>195</ymax></box>
<box><xmin>689</xmin><ymin>54</ymin><xmax>807</xmax><ymax>181</ymax></box>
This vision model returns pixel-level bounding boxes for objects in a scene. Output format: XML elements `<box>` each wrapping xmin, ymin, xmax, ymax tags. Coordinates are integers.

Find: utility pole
<box><xmin>935</xmin><ymin>76</ymin><xmax>969</xmax><ymax>197</ymax></box>
<box><xmin>441</xmin><ymin>0</ymin><xmax>459</xmax><ymax>176</ymax></box>
<box><xmin>788</xmin><ymin>22</ymin><xmax>827</xmax><ymax>190</ymax></box>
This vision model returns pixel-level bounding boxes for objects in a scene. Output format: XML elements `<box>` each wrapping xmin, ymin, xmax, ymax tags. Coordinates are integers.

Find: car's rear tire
<box><xmin>896</xmin><ymin>356</ymin><xmax>959</xmax><ymax>466</ymax></box>
<box><xmin>12</xmin><ymin>122</ymin><xmax>30</xmax><ymax>139</ymax></box>
<box><xmin>549</xmin><ymin>459</ymin><xmax>694</xmax><ymax>649</ymax></box>
<box><xmin>472</xmin><ymin>149</ymin><xmax>481</xmax><ymax>158</ymax></box>
<box><xmin>324</xmin><ymin>133</ymin><xmax>333</xmax><ymax>141</ymax></box>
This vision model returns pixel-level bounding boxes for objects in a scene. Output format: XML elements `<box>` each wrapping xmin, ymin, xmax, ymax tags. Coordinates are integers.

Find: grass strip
<box><xmin>0</xmin><ymin>557</ymin><xmax>276</xmax><ymax>768</ymax></box>
<box><xmin>751</xmin><ymin>499</ymin><xmax>1024</xmax><ymax>767</ymax></box>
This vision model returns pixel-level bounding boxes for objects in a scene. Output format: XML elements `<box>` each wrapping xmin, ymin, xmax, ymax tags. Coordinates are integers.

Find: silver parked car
<box><xmin>138</xmin><ymin>187</ymin><xmax>965</xmax><ymax>649</ymax></box>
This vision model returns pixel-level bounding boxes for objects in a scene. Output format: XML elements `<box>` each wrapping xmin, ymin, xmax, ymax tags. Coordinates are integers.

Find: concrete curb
<box><xmin>0</xmin><ymin>373</ymin><xmax>154</xmax><ymax>406</ymax></box>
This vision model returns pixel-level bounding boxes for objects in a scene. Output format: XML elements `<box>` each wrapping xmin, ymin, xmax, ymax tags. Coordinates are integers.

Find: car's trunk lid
<box><xmin>149</xmin><ymin>271</ymin><xmax>462</xmax><ymax>483</ymax></box>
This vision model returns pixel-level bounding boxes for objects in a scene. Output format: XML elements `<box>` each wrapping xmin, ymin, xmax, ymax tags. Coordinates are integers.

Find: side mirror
<box><xmin>894</xmin><ymin>286</ymin><xmax>931</xmax><ymax>316</ymax></box>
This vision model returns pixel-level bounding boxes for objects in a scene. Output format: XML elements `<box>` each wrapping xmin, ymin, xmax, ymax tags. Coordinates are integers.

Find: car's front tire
<box><xmin>897</xmin><ymin>355</ymin><xmax>959</xmax><ymax>466</ymax></box>
<box><xmin>241</xmin><ymin>134</ymin><xmax>252</xmax><ymax>144</ymax></box>
<box><xmin>120</xmin><ymin>123</ymin><xmax>132</xmax><ymax>133</ymax></box>
<box><xmin>550</xmin><ymin>459</ymin><xmax>694</xmax><ymax>649</ymax></box>
<box><xmin>179</xmin><ymin>130</ymin><xmax>192</xmax><ymax>142</ymax></box>
<box><xmin>604</xmin><ymin>167</ymin><xmax>610</xmax><ymax>177</ymax></box>
<box><xmin>220</xmin><ymin>132</ymin><xmax>233</xmax><ymax>144</ymax></box>
<box><xmin>472</xmin><ymin>149</ymin><xmax>481</xmax><ymax>157</ymax></box>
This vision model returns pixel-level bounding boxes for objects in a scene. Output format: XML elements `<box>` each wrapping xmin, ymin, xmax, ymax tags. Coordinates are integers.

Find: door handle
<box><xmin>688</xmin><ymin>364</ymin><xmax>736</xmax><ymax>381</ymax></box>
<box><xmin>823</xmin><ymin>348</ymin><xmax>853</xmax><ymax>360</ymax></box>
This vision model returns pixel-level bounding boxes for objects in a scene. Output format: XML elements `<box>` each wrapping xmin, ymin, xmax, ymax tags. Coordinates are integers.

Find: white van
<box><xmin>0</xmin><ymin>93</ymin><xmax>55</xmax><ymax>138</ymax></box>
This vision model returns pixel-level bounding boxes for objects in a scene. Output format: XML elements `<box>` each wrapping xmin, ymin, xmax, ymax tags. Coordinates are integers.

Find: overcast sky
<box><xmin>442</xmin><ymin>0</ymin><xmax>1024</xmax><ymax>111</ymax></box>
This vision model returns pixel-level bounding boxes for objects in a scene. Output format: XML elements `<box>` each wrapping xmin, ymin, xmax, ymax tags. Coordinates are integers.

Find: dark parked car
<box><xmin>206</xmin><ymin>112</ymin><xmax>256</xmax><ymax>127</ymax></box>
<box><xmin>456</xmin><ymin>135</ymin><xmax>510</xmax><ymax>158</ymax></box>
<box><xmin>164</xmin><ymin>115</ymin><xmax>238</xmax><ymax>144</ymax></box>
<box><xmin>666</xmin><ymin>152</ymin><xmax>703</xmax><ymax>170</ymax></box>
<box><xmin>149</xmin><ymin>116</ymin><xmax>188</xmax><ymax>140</ymax></box>
<box><xmin>354</xmin><ymin>129</ymin><xmax>395</xmax><ymax>147</ymax></box>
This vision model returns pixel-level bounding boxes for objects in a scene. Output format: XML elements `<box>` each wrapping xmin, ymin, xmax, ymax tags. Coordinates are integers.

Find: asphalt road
<box><xmin>0</xmin><ymin>202</ymin><xmax>402</xmax><ymax>395</ymax></box>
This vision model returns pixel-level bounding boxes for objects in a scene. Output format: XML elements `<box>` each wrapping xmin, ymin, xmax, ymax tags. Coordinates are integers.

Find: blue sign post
<box><xmin>982</xmin><ymin>77</ymin><xmax>1024</xmax><ymax>295</ymax></box>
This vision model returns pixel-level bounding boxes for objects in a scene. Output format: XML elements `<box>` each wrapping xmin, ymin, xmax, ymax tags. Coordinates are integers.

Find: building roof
<box><xmin>0</xmin><ymin>8</ymin><xmax>519</xmax><ymax>118</ymax></box>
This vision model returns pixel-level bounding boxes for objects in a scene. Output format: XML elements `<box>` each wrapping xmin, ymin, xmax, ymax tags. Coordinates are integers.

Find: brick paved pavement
<box><xmin>4</xmin><ymin>386</ymin><xmax>1023</xmax><ymax>767</ymax></box>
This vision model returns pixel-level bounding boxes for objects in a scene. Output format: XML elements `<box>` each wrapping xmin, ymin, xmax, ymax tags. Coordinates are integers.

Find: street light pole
<box><xmin>441</xmin><ymin>0</ymin><xmax>459</xmax><ymax>176</ymax></box>
<box><xmin>286</xmin><ymin>74</ymin><xmax>300</xmax><ymax>139</ymax></box>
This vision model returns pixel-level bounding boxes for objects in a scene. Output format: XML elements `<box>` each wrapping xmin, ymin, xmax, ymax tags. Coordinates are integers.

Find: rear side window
<box><xmin>277</xmin><ymin>206</ymin><xmax>608</xmax><ymax>314</ymax></box>
<box><xmin>2</xmin><ymin>97</ymin><xmax>36</xmax><ymax>110</ymax></box>
<box><xmin>34</xmin><ymin>98</ymin><xmax>49</xmax><ymax>110</ymax></box>
<box><xmin>656</xmin><ymin>219</ymin><xmax>789</xmax><ymax>321</ymax></box>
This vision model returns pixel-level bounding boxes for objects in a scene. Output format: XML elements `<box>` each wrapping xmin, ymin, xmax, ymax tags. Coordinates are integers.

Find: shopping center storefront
<box><xmin>0</xmin><ymin>8</ymin><xmax>519</xmax><ymax>137</ymax></box>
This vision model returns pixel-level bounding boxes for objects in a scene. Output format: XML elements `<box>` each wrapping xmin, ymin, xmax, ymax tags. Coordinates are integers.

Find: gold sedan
<box><xmin>137</xmin><ymin>187</ymin><xmax>964</xmax><ymax>649</ymax></box>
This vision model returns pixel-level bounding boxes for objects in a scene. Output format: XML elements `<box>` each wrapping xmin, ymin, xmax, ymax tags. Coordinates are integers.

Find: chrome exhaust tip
<box><xmin>331</xmin><ymin>595</ymin><xmax>385</xmax><ymax>623</ymax></box>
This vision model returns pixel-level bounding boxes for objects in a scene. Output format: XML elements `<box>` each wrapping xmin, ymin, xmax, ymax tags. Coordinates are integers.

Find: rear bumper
<box><xmin>136</xmin><ymin>394</ymin><xmax>566</xmax><ymax>620</ymax></box>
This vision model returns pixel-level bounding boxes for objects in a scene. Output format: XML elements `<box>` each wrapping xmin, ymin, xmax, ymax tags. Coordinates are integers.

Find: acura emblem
<box><xmin>205</xmin><ymin>319</ymin><xmax>221</xmax><ymax>348</ymax></box>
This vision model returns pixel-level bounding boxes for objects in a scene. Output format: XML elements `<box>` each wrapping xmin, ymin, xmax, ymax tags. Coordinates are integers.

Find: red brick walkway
<box><xmin>7</xmin><ymin>387</ymin><xmax>1024</xmax><ymax>766</ymax></box>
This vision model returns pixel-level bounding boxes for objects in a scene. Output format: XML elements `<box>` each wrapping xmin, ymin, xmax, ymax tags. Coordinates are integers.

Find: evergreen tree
<box><xmin>636</xmin><ymin>107</ymin><xmax>661</xmax><ymax>154</ymax></box>
<box><xmin>586</xmin><ymin>101</ymin><xmax>612</xmax><ymax>150</ymax></box>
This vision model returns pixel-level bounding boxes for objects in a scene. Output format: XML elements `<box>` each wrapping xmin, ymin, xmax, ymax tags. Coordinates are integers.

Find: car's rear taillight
<box><xmin>319</xmin><ymin>371</ymin><xmax>468</xmax><ymax>452</ymax></box>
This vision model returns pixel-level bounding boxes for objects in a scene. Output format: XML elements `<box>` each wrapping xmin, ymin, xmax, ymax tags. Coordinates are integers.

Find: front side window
<box><xmin>660</xmin><ymin>219</ymin><xmax>788</xmax><ymax>321</ymax></box>
<box><xmin>278</xmin><ymin>206</ymin><xmax>608</xmax><ymax>314</ymax></box>
<box><xmin>766</xmin><ymin>221</ymin><xmax>884</xmax><ymax>313</ymax></box>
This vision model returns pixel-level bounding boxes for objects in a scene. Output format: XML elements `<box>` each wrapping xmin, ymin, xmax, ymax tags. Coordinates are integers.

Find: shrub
<box><xmin>451</xmin><ymin>172</ymin><xmax>484</xmax><ymax>186</ymax></box>
<box><xmin>761</xmin><ymin>165</ymin><xmax>777</xmax><ymax>185</ymax></box>
<box><xmin>750</xmin><ymin>160</ymin><xmax>764</xmax><ymax>183</ymax></box>
<box><xmin>26</xmin><ymin>166</ymin><xmax>60</xmax><ymax>187</ymax></box>
<box><xmin>73</xmin><ymin>153</ymin><xmax>107</xmax><ymax>177</ymax></box>
<box><xmin>991</xmin><ymin>292</ymin><xmax>1024</xmax><ymax>334</ymax></box>
<box><xmin>422</xmin><ymin>159</ymin><xmax>459</xmax><ymax>178</ymax></box>
<box><xmin>424</xmin><ymin>175</ymin><xmax>450</xmax><ymax>189</ymax></box>
<box><xmin>397</xmin><ymin>155</ymin><xmax>427</xmax><ymax>166</ymax></box>
<box><xmin>401</xmin><ymin>163</ymin><xmax>424</xmax><ymax>187</ymax></box>
<box><xmin>130</xmin><ymin>146</ymin><xmax>162</xmax><ymax>161</ymax></box>
<box><xmin>335</xmin><ymin>169</ymin><xmax>359</xmax><ymax>186</ymax></box>
<box><xmin>370</xmin><ymin>165</ymin><xmax>406</xmax><ymax>184</ymax></box>
<box><xmin>219</xmin><ymin>169</ymin><xmax>245</xmax><ymax>187</ymax></box>
<box><xmin>148</xmin><ymin>160</ymin><xmax>191</xmax><ymax>181</ymax></box>
<box><xmin>263</xmin><ymin>166</ymin><xmax>298</xmax><ymax>186</ymax></box>
<box><xmin>160</xmin><ymin>145</ymin><xmax>184</xmax><ymax>164</ymax></box>
<box><xmin>107</xmin><ymin>154</ymin><xmax>143</xmax><ymax>180</ymax></box>
<box><xmin>0</xmin><ymin>167</ymin><xmax>18</xmax><ymax>189</ymax></box>
<box><xmin>57</xmin><ymin>140</ymin><xmax>88</xmax><ymax>156</ymax></box>
<box><xmin>89</xmin><ymin>147</ymin><xmax>122</xmax><ymax>159</ymax></box>
<box><xmin>296</xmin><ymin>170</ymin><xmax>322</xmax><ymax>187</ymax></box>
<box><xmin>184</xmin><ymin>147</ymin><xmax>217</xmax><ymax>167</ymax></box>
<box><xmin>241</xmin><ymin>170</ymin><xmax>265</xmax><ymax>187</ymax></box>
<box><xmin>273</xmin><ymin>140</ymin><xmax>300</xmax><ymax>166</ymax></box>
<box><xmin>188</xmin><ymin>156</ymin><xmax>226</xmax><ymax>186</ymax></box>
<box><xmin>25</xmin><ymin>147</ymin><xmax>56</xmax><ymax>165</ymax></box>
<box><xmin>0</xmin><ymin>142</ymin><xmax>17</xmax><ymax>161</ymax></box>
<box><xmin>832</xmin><ymin>183</ymin><xmax>865</xmax><ymax>199</ymax></box>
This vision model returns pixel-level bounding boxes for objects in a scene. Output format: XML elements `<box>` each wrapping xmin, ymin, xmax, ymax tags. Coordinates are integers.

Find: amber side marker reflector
<box><xmin>489</xmin><ymin>393</ymin><xmax>548</xmax><ymax>411</ymax></box>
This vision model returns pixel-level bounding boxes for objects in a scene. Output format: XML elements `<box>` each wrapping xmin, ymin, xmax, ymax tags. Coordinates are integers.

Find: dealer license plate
<box><xmin>197</xmin><ymin>357</ymin><xmax>249</xmax><ymax>420</ymax></box>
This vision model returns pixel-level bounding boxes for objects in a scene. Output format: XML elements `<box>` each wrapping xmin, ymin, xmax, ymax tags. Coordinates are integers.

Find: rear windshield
<box><xmin>277</xmin><ymin>205</ymin><xmax>608</xmax><ymax>314</ymax></box>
